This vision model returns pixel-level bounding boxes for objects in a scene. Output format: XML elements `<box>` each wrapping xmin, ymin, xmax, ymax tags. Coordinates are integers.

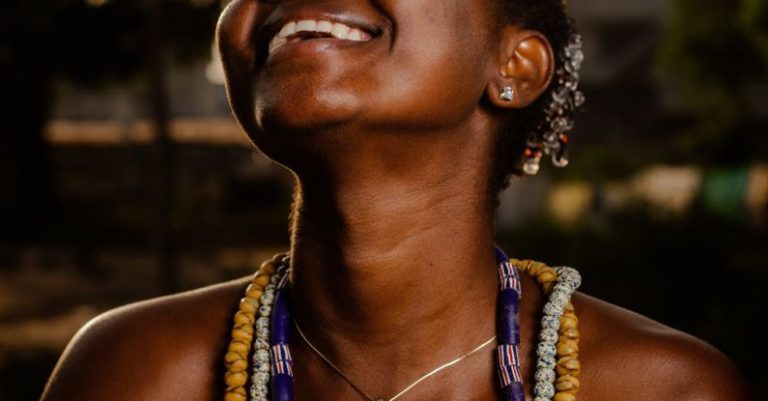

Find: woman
<box><xmin>41</xmin><ymin>0</ymin><xmax>751</xmax><ymax>400</ymax></box>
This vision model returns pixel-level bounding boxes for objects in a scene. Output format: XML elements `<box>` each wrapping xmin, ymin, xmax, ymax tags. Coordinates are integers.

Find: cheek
<box><xmin>217</xmin><ymin>0</ymin><xmax>268</xmax><ymax>138</ymax></box>
<box><xmin>361</xmin><ymin>2</ymin><xmax>495</xmax><ymax>131</ymax></box>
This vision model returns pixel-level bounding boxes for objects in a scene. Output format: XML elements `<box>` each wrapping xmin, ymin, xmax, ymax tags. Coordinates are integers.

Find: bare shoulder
<box><xmin>41</xmin><ymin>277</ymin><xmax>251</xmax><ymax>401</ymax></box>
<box><xmin>573</xmin><ymin>292</ymin><xmax>752</xmax><ymax>401</ymax></box>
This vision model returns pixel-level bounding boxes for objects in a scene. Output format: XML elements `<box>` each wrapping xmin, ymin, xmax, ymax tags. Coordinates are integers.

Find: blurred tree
<box><xmin>0</xmin><ymin>0</ymin><xmax>218</xmax><ymax>286</ymax></box>
<box><xmin>659</xmin><ymin>0</ymin><xmax>768</xmax><ymax>166</ymax></box>
<box><xmin>1</xmin><ymin>1</ymin><xmax>58</xmax><ymax>244</ymax></box>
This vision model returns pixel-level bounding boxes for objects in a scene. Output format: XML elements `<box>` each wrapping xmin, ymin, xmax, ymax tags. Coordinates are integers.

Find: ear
<box><xmin>486</xmin><ymin>26</ymin><xmax>555</xmax><ymax>109</ymax></box>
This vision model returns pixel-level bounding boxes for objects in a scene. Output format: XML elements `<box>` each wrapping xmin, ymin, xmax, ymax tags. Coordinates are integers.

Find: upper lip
<box><xmin>258</xmin><ymin>6</ymin><xmax>383</xmax><ymax>55</ymax></box>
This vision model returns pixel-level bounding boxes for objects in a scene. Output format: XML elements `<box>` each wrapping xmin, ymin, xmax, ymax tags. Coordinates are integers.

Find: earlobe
<box><xmin>486</xmin><ymin>27</ymin><xmax>555</xmax><ymax>109</ymax></box>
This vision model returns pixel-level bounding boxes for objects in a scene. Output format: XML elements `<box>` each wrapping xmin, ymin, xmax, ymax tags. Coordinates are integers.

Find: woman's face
<box><xmin>218</xmin><ymin>0</ymin><xmax>501</xmax><ymax>154</ymax></box>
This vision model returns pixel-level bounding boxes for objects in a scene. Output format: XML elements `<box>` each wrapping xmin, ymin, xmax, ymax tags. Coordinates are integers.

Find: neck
<box><xmin>291</xmin><ymin>179</ymin><xmax>498</xmax><ymax>339</ymax></box>
<box><xmin>286</xmin><ymin>122</ymin><xmax>502</xmax><ymax>378</ymax></box>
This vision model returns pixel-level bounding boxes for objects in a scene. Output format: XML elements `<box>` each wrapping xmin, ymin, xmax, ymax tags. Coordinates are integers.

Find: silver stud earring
<box><xmin>499</xmin><ymin>86</ymin><xmax>515</xmax><ymax>102</ymax></box>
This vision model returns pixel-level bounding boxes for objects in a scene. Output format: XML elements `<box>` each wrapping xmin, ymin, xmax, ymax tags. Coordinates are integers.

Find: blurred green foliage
<box><xmin>659</xmin><ymin>0</ymin><xmax>768</xmax><ymax>164</ymax></box>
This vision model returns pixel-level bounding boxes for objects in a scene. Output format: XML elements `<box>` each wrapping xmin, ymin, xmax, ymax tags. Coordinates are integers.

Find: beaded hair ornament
<box><xmin>521</xmin><ymin>30</ymin><xmax>585</xmax><ymax>176</ymax></box>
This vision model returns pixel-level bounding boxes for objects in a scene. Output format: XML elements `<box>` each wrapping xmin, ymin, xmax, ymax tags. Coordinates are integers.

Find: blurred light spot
<box><xmin>45</xmin><ymin>118</ymin><xmax>251</xmax><ymax>146</ymax></box>
<box><xmin>548</xmin><ymin>181</ymin><xmax>594</xmax><ymax>226</ymax></box>
<box><xmin>206</xmin><ymin>42</ymin><xmax>226</xmax><ymax>85</ymax></box>
<box><xmin>746</xmin><ymin>164</ymin><xmax>768</xmax><ymax>223</ymax></box>
<box><xmin>85</xmin><ymin>0</ymin><xmax>109</xmax><ymax>7</ymax></box>
<box><xmin>631</xmin><ymin>165</ymin><xmax>701</xmax><ymax>216</ymax></box>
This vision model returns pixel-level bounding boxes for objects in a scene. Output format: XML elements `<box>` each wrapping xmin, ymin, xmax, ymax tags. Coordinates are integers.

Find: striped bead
<box><xmin>495</xmin><ymin>247</ymin><xmax>525</xmax><ymax>401</ymax></box>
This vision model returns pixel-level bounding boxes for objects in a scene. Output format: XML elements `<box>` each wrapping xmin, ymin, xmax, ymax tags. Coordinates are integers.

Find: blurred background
<box><xmin>1</xmin><ymin>0</ymin><xmax>766</xmax><ymax>399</ymax></box>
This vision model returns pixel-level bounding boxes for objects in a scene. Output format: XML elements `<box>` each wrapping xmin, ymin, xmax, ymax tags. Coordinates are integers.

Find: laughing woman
<box><xmin>41</xmin><ymin>1</ymin><xmax>751</xmax><ymax>401</ymax></box>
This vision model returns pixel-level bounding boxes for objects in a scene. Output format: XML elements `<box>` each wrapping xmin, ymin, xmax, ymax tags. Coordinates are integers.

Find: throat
<box><xmin>287</xmin><ymin>176</ymin><xmax>500</xmax><ymax>355</ymax></box>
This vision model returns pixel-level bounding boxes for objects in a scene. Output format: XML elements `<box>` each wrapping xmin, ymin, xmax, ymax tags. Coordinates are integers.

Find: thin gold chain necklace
<box><xmin>294</xmin><ymin>321</ymin><xmax>497</xmax><ymax>401</ymax></box>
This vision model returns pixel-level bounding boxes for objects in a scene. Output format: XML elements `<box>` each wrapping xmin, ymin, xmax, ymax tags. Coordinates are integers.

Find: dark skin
<box><xmin>42</xmin><ymin>0</ymin><xmax>751</xmax><ymax>400</ymax></box>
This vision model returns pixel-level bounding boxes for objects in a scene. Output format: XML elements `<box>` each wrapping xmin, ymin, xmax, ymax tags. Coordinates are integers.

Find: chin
<box><xmin>253</xmin><ymin>87</ymin><xmax>362</xmax><ymax>136</ymax></box>
<box><xmin>238</xmin><ymin>87</ymin><xmax>361</xmax><ymax>168</ymax></box>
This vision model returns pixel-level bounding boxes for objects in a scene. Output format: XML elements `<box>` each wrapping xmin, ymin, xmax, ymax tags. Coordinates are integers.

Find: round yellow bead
<box><xmin>538</xmin><ymin>271</ymin><xmax>558</xmax><ymax>285</ymax></box>
<box><xmin>555</xmin><ymin>375</ymin><xmax>580</xmax><ymax>392</ymax></box>
<box><xmin>560</xmin><ymin>314</ymin><xmax>578</xmax><ymax>329</ymax></box>
<box><xmin>247</xmin><ymin>288</ymin><xmax>264</xmax><ymax>301</ymax></box>
<box><xmin>232</xmin><ymin>323</ymin><xmax>253</xmax><ymax>337</ymax></box>
<box><xmin>239</xmin><ymin>298</ymin><xmax>258</xmax><ymax>314</ymax></box>
<box><xmin>554</xmin><ymin>392</ymin><xmax>577</xmax><ymax>401</ymax></box>
<box><xmin>225</xmin><ymin>371</ymin><xmax>248</xmax><ymax>388</ymax></box>
<box><xmin>234</xmin><ymin>321</ymin><xmax>254</xmax><ymax>334</ymax></box>
<box><xmin>561</xmin><ymin>327</ymin><xmax>580</xmax><ymax>341</ymax></box>
<box><xmin>227</xmin><ymin>358</ymin><xmax>248</xmax><ymax>372</ymax></box>
<box><xmin>232</xmin><ymin>328</ymin><xmax>253</xmax><ymax>342</ymax></box>
<box><xmin>557</xmin><ymin>339</ymin><xmax>579</xmax><ymax>356</ymax></box>
<box><xmin>243</xmin><ymin>296</ymin><xmax>260</xmax><ymax>306</ymax></box>
<box><xmin>228</xmin><ymin>340</ymin><xmax>249</xmax><ymax>356</ymax></box>
<box><xmin>260</xmin><ymin>260</ymin><xmax>276</xmax><ymax>274</ymax></box>
<box><xmin>246</xmin><ymin>283</ymin><xmax>263</xmax><ymax>294</ymax></box>
<box><xmin>226</xmin><ymin>386</ymin><xmax>246</xmax><ymax>397</ymax></box>
<box><xmin>233</xmin><ymin>311</ymin><xmax>254</xmax><ymax>326</ymax></box>
<box><xmin>225</xmin><ymin>351</ymin><xmax>243</xmax><ymax>364</ymax></box>
<box><xmin>530</xmin><ymin>262</ymin><xmax>550</xmax><ymax>276</ymax></box>
<box><xmin>254</xmin><ymin>273</ymin><xmax>270</xmax><ymax>288</ymax></box>
<box><xmin>556</xmin><ymin>356</ymin><xmax>581</xmax><ymax>376</ymax></box>
<box><xmin>225</xmin><ymin>393</ymin><xmax>246</xmax><ymax>401</ymax></box>
<box><xmin>512</xmin><ymin>259</ymin><xmax>533</xmax><ymax>273</ymax></box>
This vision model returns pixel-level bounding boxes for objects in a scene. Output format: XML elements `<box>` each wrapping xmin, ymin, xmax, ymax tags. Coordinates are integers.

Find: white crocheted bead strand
<box><xmin>250</xmin><ymin>262</ymin><xmax>287</xmax><ymax>401</ymax></box>
<box><xmin>533</xmin><ymin>266</ymin><xmax>581</xmax><ymax>401</ymax></box>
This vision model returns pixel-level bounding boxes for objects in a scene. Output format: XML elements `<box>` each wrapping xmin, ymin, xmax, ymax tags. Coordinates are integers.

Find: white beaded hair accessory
<box><xmin>522</xmin><ymin>33</ymin><xmax>585</xmax><ymax>176</ymax></box>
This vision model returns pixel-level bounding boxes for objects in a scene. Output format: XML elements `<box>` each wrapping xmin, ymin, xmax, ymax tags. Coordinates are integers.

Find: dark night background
<box><xmin>1</xmin><ymin>0</ymin><xmax>767</xmax><ymax>400</ymax></box>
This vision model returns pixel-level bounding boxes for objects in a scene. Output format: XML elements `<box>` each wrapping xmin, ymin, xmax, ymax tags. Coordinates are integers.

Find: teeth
<box><xmin>268</xmin><ymin>18</ymin><xmax>373</xmax><ymax>55</ymax></box>
<box><xmin>295</xmin><ymin>19</ymin><xmax>317</xmax><ymax>32</ymax></box>
<box><xmin>316</xmin><ymin>20</ymin><xmax>333</xmax><ymax>33</ymax></box>
<box><xmin>347</xmin><ymin>28</ymin><xmax>363</xmax><ymax>41</ymax></box>
<box><xmin>277</xmin><ymin>21</ymin><xmax>296</xmax><ymax>38</ymax></box>
<box><xmin>330</xmin><ymin>23</ymin><xmax>350</xmax><ymax>39</ymax></box>
<box><xmin>269</xmin><ymin>37</ymin><xmax>287</xmax><ymax>55</ymax></box>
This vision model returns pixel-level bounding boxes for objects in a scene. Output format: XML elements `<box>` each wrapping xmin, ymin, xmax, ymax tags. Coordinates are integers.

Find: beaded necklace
<box><xmin>224</xmin><ymin>251</ymin><xmax>581</xmax><ymax>401</ymax></box>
